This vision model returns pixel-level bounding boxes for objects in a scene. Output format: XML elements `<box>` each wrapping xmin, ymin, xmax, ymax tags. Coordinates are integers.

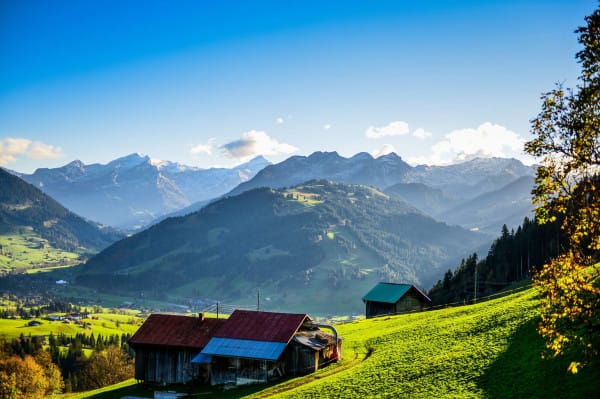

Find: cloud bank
<box><xmin>366</xmin><ymin>120</ymin><xmax>431</xmax><ymax>140</ymax></box>
<box><xmin>0</xmin><ymin>137</ymin><xmax>63</xmax><ymax>165</ymax></box>
<box><xmin>190</xmin><ymin>138</ymin><xmax>216</xmax><ymax>156</ymax></box>
<box><xmin>221</xmin><ymin>130</ymin><xmax>297</xmax><ymax>161</ymax></box>
<box><xmin>407</xmin><ymin>122</ymin><xmax>533</xmax><ymax>165</ymax></box>
<box><xmin>366</xmin><ymin>121</ymin><xmax>409</xmax><ymax>138</ymax></box>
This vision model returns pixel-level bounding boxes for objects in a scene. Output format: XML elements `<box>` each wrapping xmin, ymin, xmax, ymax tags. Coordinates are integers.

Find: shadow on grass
<box><xmin>478</xmin><ymin>318</ymin><xmax>600</xmax><ymax>399</ymax></box>
<box><xmin>81</xmin><ymin>380</ymin><xmax>290</xmax><ymax>399</ymax></box>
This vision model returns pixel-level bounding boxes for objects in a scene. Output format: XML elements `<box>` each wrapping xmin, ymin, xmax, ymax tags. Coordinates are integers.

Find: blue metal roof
<box><xmin>191</xmin><ymin>353</ymin><xmax>213</xmax><ymax>364</ymax></box>
<box><xmin>200</xmin><ymin>337</ymin><xmax>287</xmax><ymax>361</ymax></box>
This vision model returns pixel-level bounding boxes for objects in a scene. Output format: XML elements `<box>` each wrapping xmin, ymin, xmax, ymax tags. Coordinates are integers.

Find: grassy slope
<box><xmin>258</xmin><ymin>288</ymin><xmax>599</xmax><ymax>399</ymax></box>
<box><xmin>0</xmin><ymin>227</ymin><xmax>82</xmax><ymax>273</ymax></box>
<box><xmin>0</xmin><ymin>311</ymin><xmax>141</xmax><ymax>340</ymax></box>
<box><xmin>79</xmin><ymin>287</ymin><xmax>599</xmax><ymax>399</ymax></box>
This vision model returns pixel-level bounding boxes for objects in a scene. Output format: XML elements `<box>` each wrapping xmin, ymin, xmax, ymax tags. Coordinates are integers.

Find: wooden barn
<box><xmin>193</xmin><ymin>310</ymin><xmax>340</xmax><ymax>386</ymax></box>
<box><xmin>362</xmin><ymin>282</ymin><xmax>431</xmax><ymax>318</ymax></box>
<box><xmin>128</xmin><ymin>313</ymin><xmax>224</xmax><ymax>384</ymax></box>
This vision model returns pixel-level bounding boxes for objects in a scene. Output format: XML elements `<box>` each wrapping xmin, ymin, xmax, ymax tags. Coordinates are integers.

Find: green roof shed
<box><xmin>362</xmin><ymin>283</ymin><xmax>431</xmax><ymax>318</ymax></box>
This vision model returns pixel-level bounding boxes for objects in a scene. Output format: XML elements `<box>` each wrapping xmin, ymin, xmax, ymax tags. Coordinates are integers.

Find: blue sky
<box><xmin>0</xmin><ymin>0</ymin><xmax>597</xmax><ymax>172</ymax></box>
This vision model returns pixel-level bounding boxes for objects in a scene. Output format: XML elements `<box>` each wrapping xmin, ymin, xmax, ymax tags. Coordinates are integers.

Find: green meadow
<box><xmin>0</xmin><ymin>228</ymin><xmax>82</xmax><ymax>273</ymax></box>
<box><xmin>0</xmin><ymin>310</ymin><xmax>142</xmax><ymax>341</ymax></box>
<box><xmin>75</xmin><ymin>287</ymin><xmax>599</xmax><ymax>398</ymax></box>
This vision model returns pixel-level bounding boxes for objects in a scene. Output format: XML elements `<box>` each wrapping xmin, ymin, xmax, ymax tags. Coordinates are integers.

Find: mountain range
<box><xmin>11</xmin><ymin>151</ymin><xmax>536</xmax><ymax>235</ymax></box>
<box><xmin>14</xmin><ymin>154</ymin><xmax>269</xmax><ymax>230</ymax></box>
<box><xmin>227</xmin><ymin>151</ymin><xmax>536</xmax><ymax>235</ymax></box>
<box><xmin>77</xmin><ymin>180</ymin><xmax>487</xmax><ymax>314</ymax></box>
<box><xmin>1</xmin><ymin>150</ymin><xmax>537</xmax><ymax>313</ymax></box>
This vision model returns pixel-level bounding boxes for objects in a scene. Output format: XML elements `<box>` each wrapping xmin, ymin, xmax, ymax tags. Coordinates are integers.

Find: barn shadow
<box><xmin>477</xmin><ymin>318</ymin><xmax>600</xmax><ymax>399</ymax></box>
<box><xmin>84</xmin><ymin>380</ymin><xmax>282</xmax><ymax>399</ymax></box>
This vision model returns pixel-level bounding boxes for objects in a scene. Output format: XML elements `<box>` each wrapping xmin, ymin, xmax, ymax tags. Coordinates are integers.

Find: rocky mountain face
<box><xmin>228</xmin><ymin>151</ymin><xmax>412</xmax><ymax>197</ymax></box>
<box><xmin>16</xmin><ymin>154</ymin><xmax>269</xmax><ymax>230</ymax></box>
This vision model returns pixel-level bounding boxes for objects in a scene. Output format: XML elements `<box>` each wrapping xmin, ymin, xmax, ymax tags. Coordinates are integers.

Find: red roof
<box><xmin>214</xmin><ymin>310</ymin><xmax>309</xmax><ymax>343</ymax></box>
<box><xmin>128</xmin><ymin>314</ymin><xmax>225</xmax><ymax>349</ymax></box>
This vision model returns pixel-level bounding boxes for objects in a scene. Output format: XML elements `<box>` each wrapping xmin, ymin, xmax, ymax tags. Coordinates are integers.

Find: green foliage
<box><xmin>535</xmin><ymin>258</ymin><xmax>600</xmax><ymax>372</ymax></box>
<box><xmin>429</xmin><ymin>217</ymin><xmax>561</xmax><ymax>305</ymax></box>
<box><xmin>524</xmin><ymin>5</ymin><xmax>600</xmax><ymax>370</ymax></box>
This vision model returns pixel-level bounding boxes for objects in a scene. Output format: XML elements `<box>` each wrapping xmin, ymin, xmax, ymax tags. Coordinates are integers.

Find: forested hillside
<box><xmin>428</xmin><ymin>217</ymin><xmax>561</xmax><ymax>305</ymax></box>
<box><xmin>77</xmin><ymin>180</ymin><xmax>485</xmax><ymax>314</ymax></box>
<box><xmin>0</xmin><ymin>169</ymin><xmax>122</xmax><ymax>272</ymax></box>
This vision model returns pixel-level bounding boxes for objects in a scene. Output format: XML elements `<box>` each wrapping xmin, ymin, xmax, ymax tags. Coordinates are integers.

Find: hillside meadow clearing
<box><xmin>0</xmin><ymin>228</ymin><xmax>82</xmax><ymax>273</ymax></box>
<box><xmin>76</xmin><ymin>287</ymin><xmax>599</xmax><ymax>399</ymax></box>
<box><xmin>0</xmin><ymin>309</ymin><xmax>142</xmax><ymax>341</ymax></box>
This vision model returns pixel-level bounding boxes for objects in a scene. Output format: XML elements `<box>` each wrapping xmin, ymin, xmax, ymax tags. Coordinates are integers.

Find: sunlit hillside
<box><xmin>79</xmin><ymin>287</ymin><xmax>599</xmax><ymax>399</ymax></box>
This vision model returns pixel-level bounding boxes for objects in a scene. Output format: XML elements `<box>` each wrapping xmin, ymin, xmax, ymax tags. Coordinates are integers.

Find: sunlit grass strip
<box><xmin>58</xmin><ymin>378</ymin><xmax>137</xmax><ymax>398</ymax></box>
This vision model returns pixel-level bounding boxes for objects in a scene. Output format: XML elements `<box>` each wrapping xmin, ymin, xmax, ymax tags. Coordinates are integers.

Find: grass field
<box><xmin>0</xmin><ymin>310</ymin><xmax>142</xmax><ymax>340</ymax></box>
<box><xmin>72</xmin><ymin>287</ymin><xmax>599</xmax><ymax>398</ymax></box>
<box><xmin>0</xmin><ymin>228</ymin><xmax>83</xmax><ymax>273</ymax></box>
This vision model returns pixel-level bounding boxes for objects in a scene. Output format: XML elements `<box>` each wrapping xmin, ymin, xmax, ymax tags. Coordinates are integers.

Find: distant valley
<box><xmin>1</xmin><ymin>151</ymin><xmax>537</xmax><ymax>313</ymax></box>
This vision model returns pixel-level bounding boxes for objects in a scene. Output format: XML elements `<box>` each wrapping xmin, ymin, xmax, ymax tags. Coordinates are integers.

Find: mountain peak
<box><xmin>351</xmin><ymin>152</ymin><xmax>374</xmax><ymax>161</ymax></box>
<box><xmin>61</xmin><ymin>160</ymin><xmax>86</xmax><ymax>177</ymax></box>
<box><xmin>378</xmin><ymin>152</ymin><xmax>402</xmax><ymax>161</ymax></box>
<box><xmin>307</xmin><ymin>151</ymin><xmax>341</xmax><ymax>160</ymax></box>
<box><xmin>108</xmin><ymin>153</ymin><xmax>150</xmax><ymax>169</ymax></box>
<box><xmin>239</xmin><ymin>155</ymin><xmax>270</xmax><ymax>168</ymax></box>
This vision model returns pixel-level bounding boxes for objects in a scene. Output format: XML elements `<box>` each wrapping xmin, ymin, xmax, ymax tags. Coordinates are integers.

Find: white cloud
<box><xmin>27</xmin><ymin>141</ymin><xmax>63</xmax><ymax>159</ymax></box>
<box><xmin>276</xmin><ymin>117</ymin><xmax>284</xmax><ymax>124</ymax></box>
<box><xmin>221</xmin><ymin>130</ymin><xmax>298</xmax><ymax>161</ymax></box>
<box><xmin>323</xmin><ymin>124</ymin><xmax>332</xmax><ymax>130</ymax></box>
<box><xmin>366</xmin><ymin>121</ymin><xmax>410</xmax><ymax>139</ymax></box>
<box><xmin>412</xmin><ymin>128</ymin><xmax>432</xmax><ymax>139</ymax></box>
<box><xmin>0</xmin><ymin>137</ymin><xmax>63</xmax><ymax>165</ymax></box>
<box><xmin>371</xmin><ymin>144</ymin><xmax>397</xmax><ymax>158</ymax></box>
<box><xmin>407</xmin><ymin>122</ymin><xmax>533</xmax><ymax>165</ymax></box>
<box><xmin>190</xmin><ymin>138</ymin><xmax>216</xmax><ymax>156</ymax></box>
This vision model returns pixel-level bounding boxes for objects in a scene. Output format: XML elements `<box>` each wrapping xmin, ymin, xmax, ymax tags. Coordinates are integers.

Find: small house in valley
<box><xmin>193</xmin><ymin>310</ymin><xmax>341</xmax><ymax>386</ymax></box>
<box><xmin>128</xmin><ymin>314</ymin><xmax>225</xmax><ymax>384</ymax></box>
<box><xmin>362</xmin><ymin>282</ymin><xmax>431</xmax><ymax>318</ymax></box>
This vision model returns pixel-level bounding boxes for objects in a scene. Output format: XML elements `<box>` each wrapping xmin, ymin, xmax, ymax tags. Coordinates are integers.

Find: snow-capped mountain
<box><xmin>228</xmin><ymin>151</ymin><xmax>412</xmax><ymax>197</ymax></box>
<box><xmin>13</xmin><ymin>151</ymin><xmax>535</xmax><ymax>235</ymax></box>
<box><xmin>16</xmin><ymin>154</ymin><xmax>269</xmax><ymax>230</ymax></box>
<box><xmin>226</xmin><ymin>152</ymin><xmax>536</xmax><ymax>235</ymax></box>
